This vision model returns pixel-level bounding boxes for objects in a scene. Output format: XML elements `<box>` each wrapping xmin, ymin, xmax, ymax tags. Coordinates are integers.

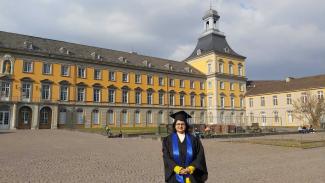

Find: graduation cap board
<box><xmin>170</xmin><ymin>111</ymin><xmax>192</xmax><ymax>121</ymax></box>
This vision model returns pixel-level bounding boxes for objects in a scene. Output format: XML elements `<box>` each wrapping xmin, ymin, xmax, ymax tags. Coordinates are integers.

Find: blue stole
<box><xmin>172</xmin><ymin>133</ymin><xmax>193</xmax><ymax>183</ymax></box>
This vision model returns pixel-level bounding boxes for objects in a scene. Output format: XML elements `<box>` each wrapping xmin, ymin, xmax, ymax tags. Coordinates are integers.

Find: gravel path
<box><xmin>0</xmin><ymin>130</ymin><xmax>324</xmax><ymax>183</ymax></box>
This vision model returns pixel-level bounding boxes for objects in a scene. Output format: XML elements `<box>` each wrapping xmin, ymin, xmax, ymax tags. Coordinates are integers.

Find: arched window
<box><xmin>92</xmin><ymin>109</ymin><xmax>99</xmax><ymax>125</ymax></box>
<box><xmin>209</xmin><ymin>112</ymin><xmax>213</xmax><ymax>123</ymax></box>
<box><xmin>107</xmin><ymin>110</ymin><xmax>114</xmax><ymax>125</ymax></box>
<box><xmin>134</xmin><ymin>110</ymin><xmax>140</xmax><ymax>124</ymax></box>
<box><xmin>220</xmin><ymin>112</ymin><xmax>224</xmax><ymax>123</ymax></box>
<box><xmin>121</xmin><ymin>110</ymin><xmax>128</xmax><ymax>124</ymax></box>
<box><xmin>200</xmin><ymin>112</ymin><xmax>205</xmax><ymax>124</ymax></box>
<box><xmin>40</xmin><ymin>107</ymin><xmax>51</xmax><ymax>124</ymax></box>
<box><xmin>146</xmin><ymin>111</ymin><xmax>152</xmax><ymax>124</ymax></box>
<box><xmin>59</xmin><ymin>108</ymin><xmax>67</xmax><ymax>124</ymax></box>
<box><xmin>158</xmin><ymin>111</ymin><xmax>163</xmax><ymax>124</ymax></box>
<box><xmin>76</xmin><ymin>108</ymin><xmax>84</xmax><ymax>124</ymax></box>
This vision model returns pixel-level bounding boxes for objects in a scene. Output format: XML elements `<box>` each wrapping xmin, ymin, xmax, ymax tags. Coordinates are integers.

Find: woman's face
<box><xmin>175</xmin><ymin>120</ymin><xmax>186</xmax><ymax>134</ymax></box>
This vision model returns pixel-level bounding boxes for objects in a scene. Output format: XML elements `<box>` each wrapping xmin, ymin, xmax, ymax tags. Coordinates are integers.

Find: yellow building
<box><xmin>0</xmin><ymin>8</ymin><xmax>246</xmax><ymax>130</ymax></box>
<box><xmin>185</xmin><ymin>9</ymin><xmax>247</xmax><ymax>124</ymax></box>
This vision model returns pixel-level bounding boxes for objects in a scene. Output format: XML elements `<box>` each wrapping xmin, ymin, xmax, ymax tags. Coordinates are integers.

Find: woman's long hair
<box><xmin>172</xmin><ymin>119</ymin><xmax>190</xmax><ymax>133</ymax></box>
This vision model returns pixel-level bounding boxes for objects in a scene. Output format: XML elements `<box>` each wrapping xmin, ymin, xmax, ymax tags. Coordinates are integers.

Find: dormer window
<box><xmin>59</xmin><ymin>47</ymin><xmax>71</xmax><ymax>55</ymax></box>
<box><xmin>184</xmin><ymin>67</ymin><xmax>193</xmax><ymax>73</ymax></box>
<box><xmin>224</xmin><ymin>47</ymin><xmax>230</xmax><ymax>53</ymax></box>
<box><xmin>164</xmin><ymin>64</ymin><xmax>173</xmax><ymax>71</ymax></box>
<box><xmin>24</xmin><ymin>41</ymin><xmax>34</xmax><ymax>50</ymax></box>
<box><xmin>119</xmin><ymin>56</ymin><xmax>128</xmax><ymax>63</ymax></box>
<box><xmin>91</xmin><ymin>52</ymin><xmax>102</xmax><ymax>61</ymax></box>
<box><xmin>143</xmin><ymin>60</ymin><xmax>152</xmax><ymax>68</ymax></box>
<box><xmin>196</xmin><ymin>49</ymin><xmax>202</xmax><ymax>56</ymax></box>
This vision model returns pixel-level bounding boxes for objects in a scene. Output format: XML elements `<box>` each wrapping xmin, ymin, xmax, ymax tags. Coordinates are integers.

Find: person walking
<box><xmin>162</xmin><ymin>111</ymin><xmax>208</xmax><ymax>183</ymax></box>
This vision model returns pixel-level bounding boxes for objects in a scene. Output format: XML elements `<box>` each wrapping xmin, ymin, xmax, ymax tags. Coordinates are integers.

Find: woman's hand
<box><xmin>179</xmin><ymin>167</ymin><xmax>190</xmax><ymax>174</ymax></box>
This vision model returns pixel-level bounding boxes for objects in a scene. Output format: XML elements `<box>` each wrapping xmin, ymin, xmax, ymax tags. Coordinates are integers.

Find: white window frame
<box><xmin>190</xmin><ymin>81</ymin><xmax>195</xmax><ymax>89</ymax></box>
<box><xmin>107</xmin><ymin>110</ymin><xmax>114</xmax><ymax>125</ymax></box>
<box><xmin>94</xmin><ymin>69</ymin><xmax>101</xmax><ymax>80</ymax></box>
<box><xmin>93</xmin><ymin>88</ymin><xmax>101</xmax><ymax>102</ymax></box>
<box><xmin>78</xmin><ymin>67</ymin><xmax>86</xmax><ymax>78</ymax></box>
<box><xmin>77</xmin><ymin>87</ymin><xmax>85</xmax><ymax>102</ymax></box>
<box><xmin>135</xmin><ymin>74</ymin><xmax>141</xmax><ymax>84</ymax></box>
<box><xmin>23</xmin><ymin>61</ymin><xmax>33</xmax><ymax>73</ymax></box>
<box><xmin>122</xmin><ymin>73</ymin><xmax>129</xmax><ymax>82</ymax></box>
<box><xmin>219</xmin><ymin>62</ymin><xmax>224</xmax><ymax>73</ymax></box>
<box><xmin>190</xmin><ymin>95</ymin><xmax>195</xmax><ymax>107</ymax></box>
<box><xmin>230</xmin><ymin>82</ymin><xmax>234</xmax><ymax>91</ymax></box>
<box><xmin>146</xmin><ymin>111</ymin><xmax>152</xmax><ymax>124</ymax></box>
<box><xmin>41</xmin><ymin>84</ymin><xmax>51</xmax><ymax>100</ymax></box>
<box><xmin>21</xmin><ymin>83</ymin><xmax>32</xmax><ymax>100</ymax></box>
<box><xmin>135</xmin><ymin>91</ymin><xmax>141</xmax><ymax>104</ymax></box>
<box><xmin>122</xmin><ymin>90</ymin><xmax>128</xmax><ymax>103</ymax></box>
<box><xmin>147</xmin><ymin>75</ymin><xmax>153</xmax><ymax>85</ymax></box>
<box><xmin>287</xmin><ymin>94</ymin><xmax>292</xmax><ymax>105</ymax></box>
<box><xmin>169</xmin><ymin>93</ymin><xmax>175</xmax><ymax>106</ymax></box>
<box><xmin>200</xmin><ymin>82</ymin><xmax>205</xmax><ymax>90</ymax></box>
<box><xmin>229</xmin><ymin>64</ymin><xmax>234</xmax><ymax>75</ymax></box>
<box><xmin>318</xmin><ymin>91</ymin><xmax>324</xmax><ymax>100</ymax></box>
<box><xmin>220</xmin><ymin>96</ymin><xmax>225</xmax><ymax>108</ymax></box>
<box><xmin>180</xmin><ymin>80</ymin><xmax>185</xmax><ymax>88</ymax></box>
<box><xmin>158</xmin><ymin>77</ymin><xmax>164</xmax><ymax>86</ymax></box>
<box><xmin>180</xmin><ymin>94</ymin><xmax>185</xmax><ymax>106</ymax></box>
<box><xmin>169</xmin><ymin>79</ymin><xmax>174</xmax><ymax>87</ymax></box>
<box><xmin>220</xmin><ymin>81</ymin><xmax>225</xmax><ymax>89</ymax></box>
<box><xmin>200</xmin><ymin>96</ymin><xmax>205</xmax><ymax>107</ymax></box>
<box><xmin>43</xmin><ymin>63</ymin><xmax>52</xmax><ymax>75</ymax></box>
<box><xmin>92</xmin><ymin>110</ymin><xmax>99</xmax><ymax>125</ymax></box>
<box><xmin>135</xmin><ymin>111</ymin><xmax>140</xmax><ymax>124</ymax></box>
<box><xmin>108</xmin><ymin>89</ymin><xmax>115</xmax><ymax>103</ymax></box>
<box><xmin>147</xmin><ymin>92</ymin><xmax>153</xmax><ymax>105</ymax></box>
<box><xmin>273</xmin><ymin>96</ymin><xmax>278</xmax><ymax>106</ymax></box>
<box><xmin>231</xmin><ymin>97</ymin><xmax>235</xmax><ymax>109</ymax></box>
<box><xmin>261</xmin><ymin>97</ymin><xmax>265</xmax><ymax>106</ymax></box>
<box><xmin>61</xmin><ymin>65</ymin><xmax>70</xmax><ymax>76</ymax></box>
<box><xmin>0</xmin><ymin>82</ymin><xmax>10</xmax><ymax>99</ymax></box>
<box><xmin>159</xmin><ymin>93</ymin><xmax>164</xmax><ymax>105</ymax></box>
<box><xmin>249</xmin><ymin>98</ymin><xmax>254</xmax><ymax>107</ymax></box>
<box><xmin>77</xmin><ymin>109</ymin><xmax>84</xmax><ymax>124</ymax></box>
<box><xmin>109</xmin><ymin>71</ymin><xmax>116</xmax><ymax>81</ymax></box>
<box><xmin>60</xmin><ymin>85</ymin><xmax>69</xmax><ymax>101</ymax></box>
<box><xmin>122</xmin><ymin>110</ymin><xmax>128</xmax><ymax>124</ymax></box>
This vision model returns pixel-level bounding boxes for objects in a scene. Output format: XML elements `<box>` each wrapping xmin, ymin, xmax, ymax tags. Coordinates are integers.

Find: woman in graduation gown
<box><xmin>162</xmin><ymin>111</ymin><xmax>208</xmax><ymax>183</ymax></box>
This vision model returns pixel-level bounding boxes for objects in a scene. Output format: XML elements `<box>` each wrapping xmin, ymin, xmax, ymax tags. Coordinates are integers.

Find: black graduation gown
<box><xmin>162</xmin><ymin>133</ymin><xmax>208</xmax><ymax>183</ymax></box>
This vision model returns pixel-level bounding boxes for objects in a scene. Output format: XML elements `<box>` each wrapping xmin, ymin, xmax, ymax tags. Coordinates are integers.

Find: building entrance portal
<box><xmin>18</xmin><ymin>106</ymin><xmax>32</xmax><ymax>129</ymax></box>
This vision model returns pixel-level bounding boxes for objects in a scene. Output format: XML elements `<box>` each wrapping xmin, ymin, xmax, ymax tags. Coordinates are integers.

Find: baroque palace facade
<box><xmin>0</xmin><ymin>9</ymin><xmax>247</xmax><ymax>130</ymax></box>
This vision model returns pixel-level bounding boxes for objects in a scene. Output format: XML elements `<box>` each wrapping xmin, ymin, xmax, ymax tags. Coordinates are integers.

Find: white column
<box><xmin>10</xmin><ymin>104</ymin><xmax>17</xmax><ymax>129</ymax></box>
<box><xmin>31</xmin><ymin>105</ymin><xmax>39</xmax><ymax>129</ymax></box>
<box><xmin>51</xmin><ymin>105</ymin><xmax>58</xmax><ymax>129</ymax></box>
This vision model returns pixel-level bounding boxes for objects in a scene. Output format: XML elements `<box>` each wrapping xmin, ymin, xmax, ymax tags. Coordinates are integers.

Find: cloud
<box><xmin>0</xmin><ymin>0</ymin><xmax>324</xmax><ymax>80</ymax></box>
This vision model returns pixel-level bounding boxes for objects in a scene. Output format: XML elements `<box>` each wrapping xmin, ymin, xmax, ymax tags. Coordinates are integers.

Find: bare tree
<box><xmin>293</xmin><ymin>91</ymin><xmax>325</xmax><ymax>128</ymax></box>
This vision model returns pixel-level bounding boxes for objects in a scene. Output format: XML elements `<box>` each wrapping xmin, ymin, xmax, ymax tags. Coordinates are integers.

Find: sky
<box><xmin>0</xmin><ymin>0</ymin><xmax>324</xmax><ymax>80</ymax></box>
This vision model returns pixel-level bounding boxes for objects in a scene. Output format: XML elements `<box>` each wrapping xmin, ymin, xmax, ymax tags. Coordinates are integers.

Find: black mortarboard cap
<box><xmin>170</xmin><ymin>111</ymin><xmax>192</xmax><ymax>121</ymax></box>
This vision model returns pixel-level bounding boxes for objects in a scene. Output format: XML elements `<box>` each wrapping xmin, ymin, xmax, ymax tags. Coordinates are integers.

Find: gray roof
<box><xmin>185</xmin><ymin>33</ymin><xmax>246</xmax><ymax>61</ymax></box>
<box><xmin>246</xmin><ymin>75</ymin><xmax>325</xmax><ymax>96</ymax></box>
<box><xmin>0</xmin><ymin>31</ymin><xmax>204</xmax><ymax>76</ymax></box>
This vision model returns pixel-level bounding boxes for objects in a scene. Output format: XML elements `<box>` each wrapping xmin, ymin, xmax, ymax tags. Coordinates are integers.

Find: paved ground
<box><xmin>0</xmin><ymin>130</ymin><xmax>325</xmax><ymax>183</ymax></box>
